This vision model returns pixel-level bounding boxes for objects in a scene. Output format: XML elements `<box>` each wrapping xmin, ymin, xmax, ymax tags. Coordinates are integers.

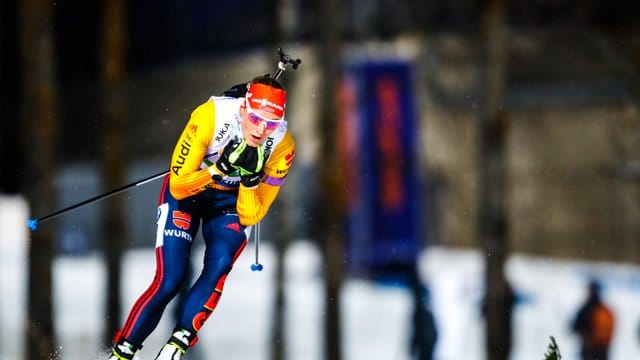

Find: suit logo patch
<box><xmin>172</xmin><ymin>211</ymin><xmax>191</xmax><ymax>230</ymax></box>
<box><xmin>285</xmin><ymin>149</ymin><xmax>295</xmax><ymax>166</ymax></box>
<box><xmin>225</xmin><ymin>222</ymin><xmax>241</xmax><ymax>233</ymax></box>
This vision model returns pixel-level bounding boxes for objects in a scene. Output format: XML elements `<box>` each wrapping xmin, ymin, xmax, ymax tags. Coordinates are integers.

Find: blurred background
<box><xmin>1</xmin><ymin>0</ymin><xmax>640</xmax><ymax>359</ymax></box>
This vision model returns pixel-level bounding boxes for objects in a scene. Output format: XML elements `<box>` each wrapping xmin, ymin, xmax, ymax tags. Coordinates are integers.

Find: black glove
<box><xmin>215</xmin><ymin>139</ymin><xmax>264</xmax><ymax>187</ymax></box>
<box><xmin>239</xmin><ymin>172</ymin><xmax>261</xmax><ymax>188</ymax></box>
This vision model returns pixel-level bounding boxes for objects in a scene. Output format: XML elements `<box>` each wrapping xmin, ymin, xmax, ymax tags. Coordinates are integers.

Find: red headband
<box><xmin>245</xmin><ymin>83</ymin><xmax>287</xmax><ymax>119</ymax></box>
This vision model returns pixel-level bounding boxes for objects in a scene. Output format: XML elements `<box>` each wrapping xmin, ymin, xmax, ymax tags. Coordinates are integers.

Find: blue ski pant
<box><xmin>116</xmin><ymin>175</ymin><xmax>248</xmax><ymax>346</ymax></box>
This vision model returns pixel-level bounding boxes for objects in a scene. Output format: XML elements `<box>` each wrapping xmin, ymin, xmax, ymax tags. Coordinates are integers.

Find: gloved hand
<box><xmin>239</xmin><ymin>172</ymin><xmax>262</xmax><ymax>188</ymax></box>
<box><xmin>215</xmin><ymin>139</ymin><xmax>264</xmax><ymax>187</ymax></box>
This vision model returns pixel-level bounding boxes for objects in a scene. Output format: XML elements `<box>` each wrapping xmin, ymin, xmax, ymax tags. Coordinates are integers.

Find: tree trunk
<box><xmin>270</xmin><ymin>217</ymin><xmax>286</xmax><ymax>360</ymax></box>
<box><xmin>317</xmin><ymin>0</ymin><xmax>344</xmax><ymax>359</ymax></box>
<box><xmin>478</xmin><ymin>1</ymin><xmax>513</xmax><ymax>359</ymax></box>
<box><xmin>269</xmin><ymin>2</ymin><xmax>287</xmax><ymax>359</ymax></box>
<box><xmin>101</xmin><ymin>0</ymin><xmax>128</xmax><ymax>346</ymax></box>
<box><xmin>0</xmin><ymin>1</ymin><xmax>22</xmax><ymax>193</ymax></box>
<box><xmin>19</xmin><ymin>0</ymin><xmax>58</xmax><ymax>358</ymax></box>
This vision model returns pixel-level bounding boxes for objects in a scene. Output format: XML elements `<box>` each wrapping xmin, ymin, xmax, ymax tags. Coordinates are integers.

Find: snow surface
<box><xmin>3</xmin><ymin>196</ymin><xmax>640</xmax><ymax>360</ymax></box>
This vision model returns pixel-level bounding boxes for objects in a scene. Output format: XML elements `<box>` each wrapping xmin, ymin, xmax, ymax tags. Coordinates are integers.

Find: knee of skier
<box><xmin>202</xmin><ymin>254</ymin><xmax>233</xmax><ymax>281</ymax></box>
<box><xmin>157</xmin><ymin>270</ymin><xmax>190</xmax><ymax>300</ymax></box>
<box><xmin>213</xmin><ymin>254</ymin><xmax>233</xmax><ymax>275</ymax></box>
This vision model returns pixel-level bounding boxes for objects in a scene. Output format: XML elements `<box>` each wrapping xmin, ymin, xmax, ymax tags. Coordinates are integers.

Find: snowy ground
<box><xmin>3</xmin><ymin>196</ymin><xmax>640</xmax><ymax>360</ymax></box>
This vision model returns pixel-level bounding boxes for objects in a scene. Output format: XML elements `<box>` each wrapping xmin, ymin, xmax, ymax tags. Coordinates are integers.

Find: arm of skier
<box><xmin>168</xmin><ymin>100</ymin><xmax>217</xmax><ymax>200</ymax></box>
<box><xmin>236</xmin><ymin>132</ymin><xmax>295</xmax><ymax>226</ymax></box>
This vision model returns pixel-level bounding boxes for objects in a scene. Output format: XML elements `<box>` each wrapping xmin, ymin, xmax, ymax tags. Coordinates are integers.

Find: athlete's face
<box><xmin>240</xmin><ymin>105</ymin><xmax>281</xmax><ymax>147</ymax></box>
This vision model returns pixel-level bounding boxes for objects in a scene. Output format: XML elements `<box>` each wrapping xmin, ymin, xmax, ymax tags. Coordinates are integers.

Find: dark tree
<box><xmin>317</xmin><ymin>0</ymin><xmax>345</xmax><ymax>358</ymax></box>
<box><xmin>478</xmin><ymin>0</ymin><xmax>513</xmax><ymax>359</ymax></box>
<box><xmin>19</xmin><ymin>0</ymin><xmax>59</xmax><ymax>358</ymax></box>
<box><xmin>101</xmin><ymin>0</ymin><xmax>128</xmax><ymax>347</ymax></box>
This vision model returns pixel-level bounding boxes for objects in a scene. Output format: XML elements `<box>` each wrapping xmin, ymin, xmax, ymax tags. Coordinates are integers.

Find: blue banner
<box><xmin>339</xmin><ymin>61</ymin><xmax>422</xmax><ymax>279</ymax></box>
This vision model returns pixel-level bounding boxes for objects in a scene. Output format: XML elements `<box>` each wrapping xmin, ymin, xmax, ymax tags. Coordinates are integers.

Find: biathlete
<box><xmin>108</xmin><ymin>75</ymin><xmax>295</xmax><ymax>360</ymax></box>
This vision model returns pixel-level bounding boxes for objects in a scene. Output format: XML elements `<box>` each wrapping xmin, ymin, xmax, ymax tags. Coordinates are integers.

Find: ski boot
<box><xmin>108</xmin><ymin>335</ymin><xmax>140</xmax><ymax>360</ymax></box>
<box><xmin>155</xmin><ymin>327</ymin><xmax>197</xmax><ymax>360</ymax></box>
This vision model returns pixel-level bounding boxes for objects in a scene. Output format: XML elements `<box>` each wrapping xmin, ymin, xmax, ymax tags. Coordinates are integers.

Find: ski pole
<box><xmin>250</xmin><ymin>222</ymin><xmax>263</xmax><ymax>272</ymax></box>
<box><xmin>27</xmin><ymin>170</ymin><xmax>169</xmax><ymax>231</ymax></box>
